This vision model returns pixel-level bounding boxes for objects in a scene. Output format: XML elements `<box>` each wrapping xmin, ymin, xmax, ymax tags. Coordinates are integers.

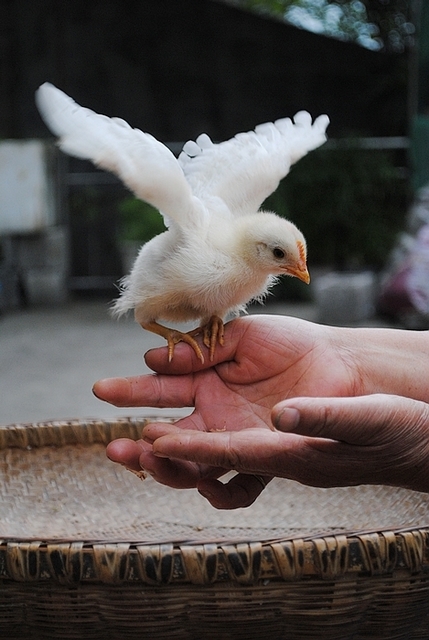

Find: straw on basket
<box><xmin>1</xmin><ymin>417</ymin><xmax>429</xmax><ymax>639</ymax></box>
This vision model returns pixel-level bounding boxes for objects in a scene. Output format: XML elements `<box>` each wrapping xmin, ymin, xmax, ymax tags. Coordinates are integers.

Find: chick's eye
<box><xmin>272</xmin><ymin>247</ymin><xmax>285</xmax><ymax>260</ymax></box>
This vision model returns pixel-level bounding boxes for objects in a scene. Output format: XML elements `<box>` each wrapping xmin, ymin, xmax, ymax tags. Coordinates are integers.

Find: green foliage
<box><xmin>263</xmin><ymin>144</ymin><xmax>409</xmax><ymax>270</ymax></box>
<box><xmin>229</xmin><ymin>0</ymin><xmax>414</xmax><ymax>52</ymax></box>
<box><xmin>117</xmin><ymin>197</ymin><xmax>166</xmax><ymax>243</ymax></box>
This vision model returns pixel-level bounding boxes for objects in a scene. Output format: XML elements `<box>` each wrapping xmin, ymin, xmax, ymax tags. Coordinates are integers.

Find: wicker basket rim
<box><xmin>1</xmin><ymin>418</ymin><xmax>429</xmax><ymax>586</ymax></box>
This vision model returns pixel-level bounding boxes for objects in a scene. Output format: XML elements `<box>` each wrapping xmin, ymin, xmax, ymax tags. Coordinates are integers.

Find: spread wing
<box><xmin>178</xmin><ymin>111</ymin><xmax>329</xmax><ymax>217</ymax></box>
<box><xmin>35</xmin><ymin>83</ymin><xmax>204</xmax><ymax>228</ymax></box>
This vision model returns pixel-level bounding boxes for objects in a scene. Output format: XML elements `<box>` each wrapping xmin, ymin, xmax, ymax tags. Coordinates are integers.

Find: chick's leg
<box><xmin>187</xmin><ymin>315</ymin><xmax>224</xmax><ymax>362</ymax></box>
<box><xmin>140</xmin><ymin>321</ymin><xmax>204</xmax><ymax>363</ymax></box>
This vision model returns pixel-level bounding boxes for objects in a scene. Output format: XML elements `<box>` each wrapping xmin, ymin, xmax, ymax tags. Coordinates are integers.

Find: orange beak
<box><xmin>284</xmin><ymin>262</ymin><xmax>311</xmax><ymax>284</ymax></box>
<box><xmin>286</xmin><ymin>240</ymin><xmax>310</xmax><ymax>284</ymax></box>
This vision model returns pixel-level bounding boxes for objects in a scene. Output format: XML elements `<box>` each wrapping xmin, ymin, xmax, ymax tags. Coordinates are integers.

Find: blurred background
<box><xmin>1</xmin><ymin>0</ymin><xmax>429</xmax><ymax>424</ymax></box>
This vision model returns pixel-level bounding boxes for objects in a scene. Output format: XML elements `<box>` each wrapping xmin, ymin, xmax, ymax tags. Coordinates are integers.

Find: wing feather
<box><xmin>35</xmin><ymin>83</ymin><xmax>202</xmax><ymax>228</ymax></box>
<box><xmin>178</xmin><ymin>111</ymin><xmax>329</xmax><ymax>217</ymax></box>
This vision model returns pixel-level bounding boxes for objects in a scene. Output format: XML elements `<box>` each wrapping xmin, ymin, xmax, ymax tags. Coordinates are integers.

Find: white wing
<box><xmin>35</xmin><ymin>83</ymin><xmax>203</xmax><ymax>228</ymax></box>
<box><xmin>179</xmin><ymin>111</ymin><xmax>329</xmax><ymax>217</ymax></box>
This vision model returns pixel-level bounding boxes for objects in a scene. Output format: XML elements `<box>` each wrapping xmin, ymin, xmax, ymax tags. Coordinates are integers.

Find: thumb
<box><xmin>272</xmin><ymin>394</ymin><xmax>429</xmax><ymax>446</ymax></box>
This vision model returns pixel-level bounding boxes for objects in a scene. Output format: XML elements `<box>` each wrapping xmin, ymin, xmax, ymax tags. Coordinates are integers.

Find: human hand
<box><xmin>96</xmin><ymin>314</ymin><xmax>358</xmax><ymax>507</ymax></box>
<box><xmin>143</xmin><ymin>393</ymin><xmax>429</xmax><ymax>507</ymax></box>
<box><xmin>94</xmin><ymin>314</ymin><xmax>429</xmax><ymax>508</ymax></box>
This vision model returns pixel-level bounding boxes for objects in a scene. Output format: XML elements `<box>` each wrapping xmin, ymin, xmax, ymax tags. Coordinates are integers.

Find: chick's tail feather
<box><xmin>110</xmin><ymin>276</ymin><xmax>134</xmax><ymax>318</ymax></box>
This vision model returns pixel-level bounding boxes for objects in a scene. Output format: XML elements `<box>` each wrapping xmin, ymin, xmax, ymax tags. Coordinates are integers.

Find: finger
<box><xmin>140</xmin><ymin>421</ymin><xmax>229</xmax><ymax>488</ymax></box>
<box><xmin>147</xmin><ymin>424</ymin><xmax>421</xmax><ymax>491</ymax></box>
<box><xmin>106</xmin><ymin>437</ymin><xmax>151</xmax><ymax>472</ymax></box>
<box><xmin>92</xmin><ymin>373</ymin><xmax>196</xmax><ymax>408</ymax></box>
<box><xmin>150</xmin><ymin>428</ymin><xmax>287</xmax><ymax>473</ymax></box>
<box><xmin>197</xmin><ymin>474</ymin><xmax>272</xmax><ymax>510</ymax></box>
<box><xmin>144</xmin><ymin>342</ymin><xmax>205</xmax><ymax>374</ymax></box>
<box><xmin>137</xmin><ymin>446</ymin><xmax>207</xmax><ymax>489</ymax></box>
<box><xmin>142</xmin><ymin>413</ymin><xmax>219</xmax><ymax>443</ymax></box>
<box><xmin>144</xmin><ymin>318</ymin><xmax>245</xmax><ymax>374</ymax></box>
<box><xmin>142</xmin><ymin>421</ymin><xmax>189</xmax><ymax>444</ymax></box>
<box><xmin>106</xmin><ymin>436</ymin><xmax>207</xmax><ymax>488</ymax></box>
<box><xmin>272</xmin><ymin>394</ymin><xmax>429</xmax><ymax>445</ymax></box>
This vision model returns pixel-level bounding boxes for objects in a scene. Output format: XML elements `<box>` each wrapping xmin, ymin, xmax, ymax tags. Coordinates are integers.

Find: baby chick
<box><xmin>36</xmin><ymin>83</ymin><xmax>329</xmax><ymax>362</ymax></box>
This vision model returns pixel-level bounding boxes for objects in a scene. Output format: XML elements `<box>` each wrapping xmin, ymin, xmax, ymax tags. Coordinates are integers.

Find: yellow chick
<box><xmin>36</xmin><ymin>83</ymin><xmax>329</xmax><ymax>362</ymax></box>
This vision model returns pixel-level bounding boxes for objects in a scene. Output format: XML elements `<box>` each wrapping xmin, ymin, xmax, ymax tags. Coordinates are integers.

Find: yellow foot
<box><xmin>141</xmin><ymin>321</ymin><xmax>205</xmax><ymax>363</ymax></box>
<box><xmin>188</xmin><ymin>315</ymin><xmax>224</xmax><ymax>361</ymax></box>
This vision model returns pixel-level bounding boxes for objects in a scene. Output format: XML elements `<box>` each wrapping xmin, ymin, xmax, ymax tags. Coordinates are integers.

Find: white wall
<box><xmin>0</xmin><ymin>140</ymin><xmax>56</xmax><ymax>233</ymax></box>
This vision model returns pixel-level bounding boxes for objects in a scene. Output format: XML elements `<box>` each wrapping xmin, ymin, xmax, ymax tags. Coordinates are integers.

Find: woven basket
<box><xmin>1</xmin><ymin>417</ymin><xmax>429</xmax><ymax>639</ymax></box>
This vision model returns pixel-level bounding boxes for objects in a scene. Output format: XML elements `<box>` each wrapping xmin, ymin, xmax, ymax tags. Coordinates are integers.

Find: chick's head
<box><xmin>234</xmin><ymin>212</ymin><xmax>310</xmax><ymax>284</ymax></box>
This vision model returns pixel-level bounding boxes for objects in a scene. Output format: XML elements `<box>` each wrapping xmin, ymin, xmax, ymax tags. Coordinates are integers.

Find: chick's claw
<box><xmin>141</xmin><ymin>321</ymin><xmax>205</xmax><ymax>363</ymax></box>
<box><xmin>203</xmin><ymin>315</ymin><xmax>225</xmax><ymax>361</ymax></box>
<box><xmin>188</xmin><ymin>315</ymin><xmax>224</xmax><ymax>361</ymax></box>
<box><xmin>167</xmin><ymin>330</ymin><xmax>205</xmax><ymax>363</ymax></box>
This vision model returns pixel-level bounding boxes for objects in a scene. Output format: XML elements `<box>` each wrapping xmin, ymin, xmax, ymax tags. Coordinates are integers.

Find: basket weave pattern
<box><xmin>1</xmin><ymin>418</ymin><xmax>429</xmax><ymax>639</ymax></box>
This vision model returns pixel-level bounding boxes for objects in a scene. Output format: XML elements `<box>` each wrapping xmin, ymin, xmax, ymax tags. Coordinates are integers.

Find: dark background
<box><xmin>1</xmin><ymin>0</ymin><xmax>407</xmax><ymax>141</ymax></box>
<box><xmin>0</xmin><ymin>0</ymin><xmax>410</xmax><ymax>292</ymax></box>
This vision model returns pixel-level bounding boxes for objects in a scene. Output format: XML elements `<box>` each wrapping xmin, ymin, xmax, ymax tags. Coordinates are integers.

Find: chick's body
<box><xmin>35</xmin><ymin>83</ymin><xmax>329</xmax><ymax>361</ymax></box>
<box><xmin>119</xmin><ymin>214</ymin><xmax>276</xmax><ymax>327</ymax></box>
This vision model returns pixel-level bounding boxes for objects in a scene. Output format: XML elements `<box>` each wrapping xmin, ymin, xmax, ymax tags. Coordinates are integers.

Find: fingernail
<box><xmin>153</xmin><ymin>450</ymin><xmax>170</xmax><ymax>458</ymax></box>
<box><xmin>274</xmin><ymin>407</ymin><xmax>300</xmax><ymax>432</ymax></box>
<box><xmin>92</xmin><ymin>383</ymin><xmax>102</xmax><ymax>399</ymax></box>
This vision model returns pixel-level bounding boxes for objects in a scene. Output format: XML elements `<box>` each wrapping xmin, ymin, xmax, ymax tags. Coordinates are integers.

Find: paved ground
<box><xmin>1</xmin><ymin>297</ymin><xmax>173</xmax><ymax>426</ymax></box>
<box><xmin>0</xmin><ymin>296</ymin><xmax>392</xmax><ymax>426</ymax></box>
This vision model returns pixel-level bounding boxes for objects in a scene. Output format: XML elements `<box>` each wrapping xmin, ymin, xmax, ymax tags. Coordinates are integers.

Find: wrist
<box><xmin>334</xmin><ymin>327</ymin><xmax>429</xmax><ymax>402</ymax></box>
